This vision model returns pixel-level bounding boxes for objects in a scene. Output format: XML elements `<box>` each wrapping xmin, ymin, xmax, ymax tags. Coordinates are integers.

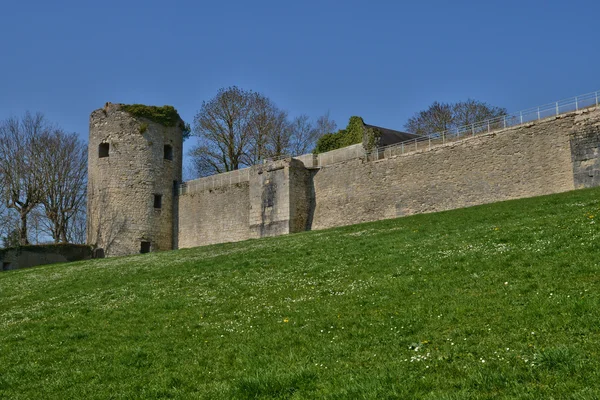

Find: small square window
<box><xmin>140</xmin><ymin>241</ymin><xmax>151</xmax><ymax>254</ymax></box>
<box><xmin>99</xmin><ymin>143</ymin><xmax>110</xmax><ymax>158</ymax></box>
<box><xmin>154</xmin><ymin>194</ymin><xmax>162</xmax><ymax>209</ymax></box>
<box><xmin>2</xmin><ymin>262</ymin><xmax>11</xmax><ymax>271</ymax></box>
<box><xmin>164</xmin><ymin>145</ymin><xmax>173</xmax><ymax>161</ymax></box>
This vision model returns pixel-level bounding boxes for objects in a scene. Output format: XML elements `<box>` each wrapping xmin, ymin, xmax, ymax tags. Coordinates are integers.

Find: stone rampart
<box><xmin>311</xmin><ymin>110</ymin><xmax>595</xmax><ymax>229</ymax></box>
<box><xmin>87</xmin><ymin>103</ymin><xmax>183</xmax><ymax>256</ymax></box>
<box><xmin>88</xmin><ymin>102</ymin><xmax>600</xmax><ymax>255</ymax></box>
<box><xmin>178</xmin><ymin>158</ymin><xmax>313</xmax><ymax>248</ymax></box>
<box><xmin>175</xmin><ymin>107</ymin><xmax>600</xmax><ymax>247</ymax></box>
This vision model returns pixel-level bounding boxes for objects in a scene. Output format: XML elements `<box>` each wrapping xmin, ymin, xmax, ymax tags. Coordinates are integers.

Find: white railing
<box><xmin>366</xmin><ymin>90</ymin><xmax>600</xmax><ymax>160</ymax></box>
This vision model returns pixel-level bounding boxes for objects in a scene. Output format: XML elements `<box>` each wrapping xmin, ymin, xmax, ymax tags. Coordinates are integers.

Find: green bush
<box><xmin>315</xmin><ymin>116</ymin><xmax>373</xmax><ymax>153</ymax></box>
<box><xmin>314</xmin><ymin>130</ymin><xmax>347</xmax><ymax>153</ymax></box>
<box><xmin>120</xmin><ymin>104</ymin><xmax>191</xmax><ymax>139</ymax></box>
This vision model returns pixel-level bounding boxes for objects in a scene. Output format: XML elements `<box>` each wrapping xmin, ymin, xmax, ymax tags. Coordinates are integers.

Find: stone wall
<box><xmin>311</xmin><ymin>110</ymin><xmax>599</xmax><ymax>230</ymax></box>
<box><xmin>1</xmin><ymin>244</ymin><xmax>93</xmax><ymax>271</ymax></box>
<box><xmin>87</xmin><ymin>103</ymin><xmax>183</xmax><ymax>257</ymax></box>
<box><xmin>177</xmin><ymin>181</ymin><xmax>251</xmax><ymax>248</ymax></box>
<box><xmin>90</xmin><ymin>102</ymin><xmax>600</xmax><ymax>255</ymax></box>
<box><xmin>174</xmin><ymin>107</ymin><xmax>600</xmax><ymax>248</ymax></box>
<box><xmin>316</xmin><ymin>143</ymin><xmax>365</xmax><ymax>167</ymax></box>
<box><xmin>177</xmin><ymin>159</ymin><xmax>313</xmax><ymax>248</ymax></box>
<box><xmin>570</xmin><ymin>110</ymin><xmax>600</xmax><ymax>188</ymax></box>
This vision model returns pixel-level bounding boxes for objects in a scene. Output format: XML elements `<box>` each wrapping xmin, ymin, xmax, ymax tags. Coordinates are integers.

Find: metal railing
<box><xmin>366</xmin><ymin>90</ymin><xmax>600</xmax><ymax>160</ymax></box>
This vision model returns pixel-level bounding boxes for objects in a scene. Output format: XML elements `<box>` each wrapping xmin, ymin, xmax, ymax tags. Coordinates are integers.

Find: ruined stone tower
<box><xmin>87</xmin><ymin>103</ymin><xmax>184</xmax><ymax>257</ymax></box>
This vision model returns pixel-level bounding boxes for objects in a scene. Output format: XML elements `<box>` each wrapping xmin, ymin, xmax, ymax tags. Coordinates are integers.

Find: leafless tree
<box><xmin>452</xmin><ymin>99</ymin><xmax>507</xmax><ymax>129</ymax></box>
<box><xmin>245</xmin><ymin>95</ymin><xmax>290</xmax><ymax>164</ymax></box>
<box><xmin>405</xmin><ymin>101</ymin><xmax>454</xmax><ymax>135</ymax></box>
<box><xmin>0</xmin><ymin>206</ymin><xmax>19</xmax><ymax>248</ymax></box>
<box><xmin>191</xmin><ymin>87</ymin><xmax>339</xmax><ymax>177</ymax></box>
<box><xmin>314</xmin><ymin>111</ymin><xmax>338</xmax><ymax>138</ymax></box>
<box><xmin>405</xmin><ymin>100</ymin><xmax>507</xmax><ymax>135</ymax></box>
<box><xmin>287</xmin><ymin>113</ymin><xmax>337</xmax><ymax>156</ymax></box>
<box><xmin>37</xmin><ymin>130</ymin><xmax>87</xmax><ymax>243</ymax></box>
<box><xmin>191</xmin><ymin>86</ymin><xmax>256</xmax><ymax>177</ymax></box>
<box><xmin>67</xmin><ymin>209</ymin><xmax>87</xmax><ymax>244</ymax></box>
<box><xmin>0</xmin><ymin>112</ymin><xmax>50</xmax><ymax>245</ymax></box>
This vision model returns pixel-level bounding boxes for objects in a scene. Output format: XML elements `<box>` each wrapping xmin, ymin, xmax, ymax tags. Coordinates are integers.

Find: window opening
<box><xmin>98</xmin><ymin>143</ymin><xmax>110</xmax><ymax>158</ymax></box>
<box><xmin>93</xmin><ymin>248</ymin><xmax>105</xmax><ymax>259</ymax></box>
<box><xmin>154</xmin><ymin>194</ymin><xmax>162</xmax><ymax>209</ymax></box>
<box><xmin>164</xmin><ymin>144</ymin><xmax>173</xmax><ymax>161</ymax></box>
<box><xmin>2</xmin><ymin>262</ymin><xmax>11</xmax><ymax>271</ymax></box>
<box><xmin>140</xmin><ymin>241</ymin><xmax>151</xmax><ymax>254</ymax></box>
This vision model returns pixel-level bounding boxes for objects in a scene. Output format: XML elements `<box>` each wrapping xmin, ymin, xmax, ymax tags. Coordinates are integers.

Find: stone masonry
<box><xmin>87</xmin><ymin>103</ymin><xmax>183</xmax><ymax>257</ymax></box>
<box><xmin>88</xmin><ymin>104</ymin><xmax>600</xmax><ymax>256</ymax></box>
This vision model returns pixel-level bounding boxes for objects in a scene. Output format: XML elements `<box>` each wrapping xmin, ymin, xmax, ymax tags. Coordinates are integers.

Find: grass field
<box><xmin>2</xmin><ymin>187</ymin><xmax>600</xmax><ymax>399</ymax></box>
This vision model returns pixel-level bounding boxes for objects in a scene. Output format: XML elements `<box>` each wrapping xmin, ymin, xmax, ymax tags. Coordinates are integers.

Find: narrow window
<box><xmin>140</xmin><ymin>241</ymin><xmax>151</xmax><ymax>254</ymax></box>
<box><xmin>99</xmin><ymin>143</ymin><xmax>110</xmax><ymax>158</ymax></box>
<box><xmin>164</xmin><ymin>144</ymin><xmax>173</xmax><ymax>161</ymax></box>
<box><xmin>173</xmin><ymin>180</ymin><xmax>179</xmax><ymax>196</ymax></box>
<box><xmin>154</xmin><ymin>194</ymin><xmax>162</xmax><ymax>209</ymax></box>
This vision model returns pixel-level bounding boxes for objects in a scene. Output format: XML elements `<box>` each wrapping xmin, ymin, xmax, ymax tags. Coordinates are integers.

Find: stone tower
<box><xmin>87</xmin><ymin>103</ymin><xmax>184</xmax><ymax>257</ymax></box>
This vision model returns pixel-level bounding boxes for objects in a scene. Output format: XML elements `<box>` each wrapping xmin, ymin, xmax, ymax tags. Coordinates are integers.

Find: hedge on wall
<box><xmin>315</xmin><ymin>116</ymin><xmax>380</xmax><ymax>153</ymax></box>
<box><xmin>120</xmin><ymin>104</ymin><xmax>191</xmax><ymax>139</ymax></box>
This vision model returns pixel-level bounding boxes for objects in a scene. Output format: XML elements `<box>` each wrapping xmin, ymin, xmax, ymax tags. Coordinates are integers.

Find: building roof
<box><xmin>364</xmin><ymin>124</ymin><xmax>422</xmax><ymax>147</ymax></box>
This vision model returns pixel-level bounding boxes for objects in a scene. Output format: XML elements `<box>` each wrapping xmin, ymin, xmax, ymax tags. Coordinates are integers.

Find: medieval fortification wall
<box><xmin>87</xmin><ymin>103</ymin><xmax>600</xmax><ymax>256</ymax></box>
<box><xmin>87</xmin><ymin>103</ymin><xmax>183</xmax><ymax>256</ymax></box>
<box><xmin>176</xmin><ymin>107</ymin><xmax>600</xmax><ymax>249</ymax></box>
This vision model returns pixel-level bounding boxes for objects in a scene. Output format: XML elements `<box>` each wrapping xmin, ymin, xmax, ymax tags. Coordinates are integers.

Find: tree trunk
<box><xmin>19</xmin><ymin>212</ymin><xmax>29</xmax><ymax>245</ymax></box>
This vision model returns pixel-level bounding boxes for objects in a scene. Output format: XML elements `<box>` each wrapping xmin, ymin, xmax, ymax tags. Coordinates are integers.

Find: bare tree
<box><xmin>191</xmin><ymin>86</ymin><xmax>256</xmax><ymax>177</ymax></box>
<box><xmin>245</xmin><ymin>94</ymin><xmax>290</xmax><ymax>164</ymax></box>
<box><xmin>314</xmin><ymin>111</ymin><xmax>338</xmax><ymax>138</ymax></box>
<box><xmin>191</xmin><ymin>87</ymin><xmax>338</xmax><ymax>177</ymax></box>
<box><xmin>262</xmin><ymin>107</ymin><xmax>290</xmax><ymax>161</ymax></box>
<box><xmin>67</xmin><ymin>208</ymin><xmax>87</xmax><ymax>244</ymax></box>
<box><xmin>404</xmin><ymin>100</ymin><xmax>507</xmax><ymax>135</ymax></box>
<box><xmin>288</xmin><ymin>115</ymin><xmax>315</xmax><ymax>156</ymax></box>
<box><xmin>37</xmin><ymin>130</ymin><xmax>87</xmax><ymax>243</ymax></box>
<box><xmin>0</xmin><ymin>207</ymin><xmax>19</xmax><ymax>248</ymax></box>
<box><xmin>405</xmin><ymin>101</ymin><xmax>454</xmax><ymax>135</ymax></box>
<box><xmin>452</xmin><ymin>99</ymin><xmax>507</xmax><ymax>128</ymax></box>
<box><xmin>0</xmin><ymin>112</ymin><xmax>50</xmax><ymax>245</ymax></box>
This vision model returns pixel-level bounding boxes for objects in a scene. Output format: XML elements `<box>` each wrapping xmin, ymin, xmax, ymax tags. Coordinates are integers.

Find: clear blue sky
<box><xmin>1</xmin><ymin>0</ymin><xmax>599</xmax><ymax>165</ymax></box>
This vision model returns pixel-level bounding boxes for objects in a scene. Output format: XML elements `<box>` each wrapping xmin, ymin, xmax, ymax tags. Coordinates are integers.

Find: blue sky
<box><xmin>1</xmin><ymin>0</ymin><xmax>599</xmax><ymax>169</ymax></box>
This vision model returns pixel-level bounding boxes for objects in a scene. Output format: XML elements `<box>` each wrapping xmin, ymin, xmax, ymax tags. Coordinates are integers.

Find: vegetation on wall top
<box><xmin>315</xmin><ymin>116</ymin><xmax>380</xmax><ymax>153</ymax></box>
<box><xmin>120</xmin><ymin>104</ymin><xmax>191</xmax><ymax>139</ymax></box>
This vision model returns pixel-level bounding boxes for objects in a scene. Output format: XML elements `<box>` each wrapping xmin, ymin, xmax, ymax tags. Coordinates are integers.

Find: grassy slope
<box><xmin>2</xmin><ymin>188</ymin><xmax>600</xmax><ymax>399</ymax></box>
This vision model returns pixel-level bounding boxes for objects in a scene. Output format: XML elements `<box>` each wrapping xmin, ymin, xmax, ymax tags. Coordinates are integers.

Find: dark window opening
<box><xmin>164</xmin><ymin>144</ymin><xmax>173</xmax><ymax>161</ymax></box>
<box><xmin>154</xmin><ymin>194</ymin><xmax>162</xmax><ymax>209</ymax></box>
<box><xmin>140</xmin><ymin>241</ymin><xmax>151</xmax><ymax>254</ymax></box>
<box><xmin>92</xmin><ymin>248</ymin><xmax>105</xmax><ymax>259</ymax></box>
<box><xmin>173</xmin><ymin>180</ymin><xmax>179</xmax><ymax>196</ymax></box>
<box><xmin>2</xmin><ymin>262</ymin><xmax>11</xmax><ymax>271</ymax></box>
<box><xmin>99</xmin><ymin>143</ymin><xmax>110</xmax><ymax>158</ymax></box>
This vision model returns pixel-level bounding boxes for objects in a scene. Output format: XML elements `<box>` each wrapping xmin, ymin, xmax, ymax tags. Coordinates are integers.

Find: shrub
<box><xmin>315</xmin><ymin>116</ymin><xmax>377</xmax><ymax>153</ymax></box>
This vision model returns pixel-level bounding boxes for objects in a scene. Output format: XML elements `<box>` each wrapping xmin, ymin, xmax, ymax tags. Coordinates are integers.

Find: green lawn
<box><xmin>2</xmin><ymin>187</ymin><xmax>600</xmax><ymax>399</ymax></box>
